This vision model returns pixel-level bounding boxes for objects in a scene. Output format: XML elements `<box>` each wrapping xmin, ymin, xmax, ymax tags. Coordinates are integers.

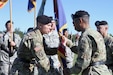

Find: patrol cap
<box><xmin>37</xmin><ymin>15</ymin><xmax>53</xmax><ymax>25</ymax></box>
<box><xmin>95</xmin><ymin>20</ymin><xmax>108</xmax><ymax>26</ymax></box>
<box><xmin>71</xmin><ymin>10</ymin><xmax>90</xmax><ymax>20</ymax></box>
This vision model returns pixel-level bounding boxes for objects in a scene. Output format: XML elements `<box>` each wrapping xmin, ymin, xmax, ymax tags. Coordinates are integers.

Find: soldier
<box><xmin>0</xmin><ymin>20</ymin><xmax>21</xmax><ymax>75</ymax></box>
<box><xmin>10</xmin><ymin>15</ymin><xmax>52</xmax><ymax>75</ymax></box>
<box><xmin>43</xmin><ymin>19</ymin><xmax>63</xmax><ymax>75</ymax></box>
<box><xmin>63</xmin><ymin>10</ymin><xmax>111</xmax><ymax>75</ymax></box>
<box><xmin>62</xmin><ymin>28</ymin><xmax>74</xmax><ymax>69</ymax></box>
<box><xmin>95</xmin><ymin>20</ymin><xmax>113</xmax><ymax>74</ymax></box>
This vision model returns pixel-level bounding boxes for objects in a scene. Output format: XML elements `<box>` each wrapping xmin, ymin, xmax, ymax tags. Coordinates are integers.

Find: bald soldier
<box><xmin>63</xmin><ymin>10</ymin><xmax>111</xmax><ymax>75</ymax></box>
<box><xmin>10</xmin><ymin>15</ymin><xmax>52</xmax><ymax>75</ymax></box>
<box><xmin>95</xmin><ymin>20</ymin><xmax>113</xmax><ymax>74</ymax></box>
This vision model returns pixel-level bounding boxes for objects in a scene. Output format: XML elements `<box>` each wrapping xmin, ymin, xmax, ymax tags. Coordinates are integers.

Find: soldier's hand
<box><xmin>61</xmin><ymin>36</ymin><xmax>68</xmax><ymax>46</ymax></box>
<box><xmin>10</xmin><ymin>41</ymin><xmax>16</xmax><ymax>46</ymax></box>
<box><xmin>34</xmin><ymin>46</ymin><xmax>41</xmax><ymax>52</ymax></box>
<box><xmin>75</xmin><ymin>33</ymin><xmax>80</xmax><ymax>41</ymax></box>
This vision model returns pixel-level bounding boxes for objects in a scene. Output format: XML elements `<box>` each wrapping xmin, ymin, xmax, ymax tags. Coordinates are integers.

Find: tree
<box><xmin>110</xmin><ymin>33</ymin><xmax>113</xmax><ymax>37</ymax></box>
<box><xmin>14</xmin><ymin>28</ymin><xmax>24</xmax><ymax>38</ymax></box>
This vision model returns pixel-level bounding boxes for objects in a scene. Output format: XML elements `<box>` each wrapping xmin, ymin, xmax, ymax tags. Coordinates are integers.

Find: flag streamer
<box><xmin>0</xmin><ymin>0</ymin><xmax>8</xmax><ymax>9</ymax></box>
<box><xmin>53</xmin><ymin>0</ymin><xmax>68</xmax><ymax>68</ymax></box>
<box><xmin>53</xmin><ymin>0</ymin><xmax>67</xmax><ymax>33</ymax></box>
<box><xmin>28</xmin><ymin>0</ymin><xmax>36</xmax><ymax>12</ymax></box>
<box><xmin>58</xmin><ymin>43</ymin><xmax>67</xmax><ymax>68</ymax></box>
<box><xmin>38</xmin><ymin>0</ymin><xmax>46</xmax><ymax>16</ymax></box>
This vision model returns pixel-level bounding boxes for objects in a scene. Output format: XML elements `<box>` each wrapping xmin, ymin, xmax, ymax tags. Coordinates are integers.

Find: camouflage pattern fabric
<box><xmin>104</xmin><ymin>34</ymin><xmax>113</xmax><ymax>73</ymax></box>
<box><xmin>10</xmin><ymin>29</ymin><xmax>50</xmax><ymax>75</ymax></box>
<box><xmin>0</xmin><ymin>32</ymin><xmax>21</xmax><ymax>75</ymax></box>
<box><xmin>43</xmin><ymin>30</ymin><xmax>63</xmax><ymax>75</ymax></box>
<box><xmin>70</xmin><ymin>28</ymin><xmax>111</xmax><ymax>75</ymax></box>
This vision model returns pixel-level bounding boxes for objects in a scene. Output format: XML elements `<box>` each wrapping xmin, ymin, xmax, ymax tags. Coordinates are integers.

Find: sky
<box><xmin>0</xmin><ymin>0</ymin><xmax>113</xmax><ymax>34</ymax></box>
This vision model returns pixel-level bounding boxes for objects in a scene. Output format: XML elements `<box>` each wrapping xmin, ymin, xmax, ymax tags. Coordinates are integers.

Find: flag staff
<box><xmin>9</xmin><ymin>0</ymin><xmax>13</xmax><ymax>74</ymax></box>
<box><xmin>9</xmin><ymin>0</ymin><xmax>13</xmax><ymax>50</ymax></box>
<box><xmin>34</xmin><ymin>4</ymin><xmax>36</xmax><ymax>28</ymax></box>
<box><xmin>9</xmin><ymin>0</ymin><xmax>13</xmax><ymax>32</ymax></box>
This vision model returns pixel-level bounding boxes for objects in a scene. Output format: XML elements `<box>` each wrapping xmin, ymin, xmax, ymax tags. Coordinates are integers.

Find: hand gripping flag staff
<box><xmin>1</xmin><ymin>0</ymin><xmax>14</xmax><ymax>74</ymax></box>
<box><xmin>53</xmin><ymin>0</ymin><xmax>67</xmax><ymax>68</ymax></box>
<box><xmin>0</xmin><ymin>0</ymin><xmax>13</xmax><ymax>74</ymax></box>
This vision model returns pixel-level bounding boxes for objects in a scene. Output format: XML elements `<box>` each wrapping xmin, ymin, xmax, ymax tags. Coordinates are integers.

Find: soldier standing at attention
<box><xmin>63</xmin><ymin>10</ymin><xmax>111</xmax><ymax>75</ymax></box>
<box><xmin>10</xmin><ymin>15</ymin><xmax>52</xmax><ymax>75</ymax></box>
<box><xmin>95</xmin><ymin>20</ymin><xmax>113</xmax><ymax>74</ymax></box>
<box><xmin>0</xmin><ymin>20</ymin><xmax>21</xmax><ymax>75</ymax></box>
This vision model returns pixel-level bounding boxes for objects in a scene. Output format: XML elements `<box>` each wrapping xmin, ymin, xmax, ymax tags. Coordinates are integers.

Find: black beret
<box><xmin>71</xmin><ymin>10</ymin><xmax>90</xmax><ymax>19</ymax></box>
<box><xmin>95</xmin><ymin>20</ymin><xmax>108</xmax><ymax>26</ymax></box>
<box><xmin>37</xmin><ymin>15</ymin><xmax>53</xmax><ymax>25</ymax></box>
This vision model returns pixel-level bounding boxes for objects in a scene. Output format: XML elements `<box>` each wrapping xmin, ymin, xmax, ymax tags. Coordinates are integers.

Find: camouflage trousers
<box><xmin>10</xmin><ymin>58</ymin><xmax>34</xmax><ymax>75</ymax></box>
<box><xmin>0</xmin><ymin>50</ymin><xmax>17</xmax><ymax>75</ymax></box>
<box><xmin>34</xmin><ymin>64</ymin><xmax>63</xmax><ymax>75</ymax></box>
<box><xmin>82</xmin><ymin>65</ymin><xmax>112</xmax><ymax>75</ymax></box>
<box><xmin>10</xmin><ymin>58</ymin><xmax>63</xmax><ymax>75</ymax></box>
<box><xmin>107</xmin><ymin>64</ymin><xmax>113</xmax><ymax>75</ymax></box>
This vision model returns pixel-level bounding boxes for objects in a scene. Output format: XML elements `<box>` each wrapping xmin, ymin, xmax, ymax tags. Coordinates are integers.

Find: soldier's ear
<box><xmin>37</xmin><ymin>23</ymin><xmax>42</xmax><ymax>29</ymax></box>
<box><xmin>40</xmin><ymin>25</ymin><xmax>42</xmax><ymax>28</ymax></box>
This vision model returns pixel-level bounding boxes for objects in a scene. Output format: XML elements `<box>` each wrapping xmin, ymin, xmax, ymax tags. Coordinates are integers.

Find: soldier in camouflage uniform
<box><xmin>0</xmin><ymin>20</ymin><xmax>21</xmax><ymax>75</ymax></box>
<box><xmin>63</xmin><ymin>10</ymin><xmax>111</xmax><ymax>75</ymax></box>
<box><xmin>62</xmin><ymin>28</ymin><xmax>74</xmax><ymax>69</ymax></box>
<box><xmin>95</xmin><ymin>20</ymin><xmax>113</xmax><ymax>74</ymax></box>
<box><xmin>10</xmin><ymin>15</ymin><xmax>52</xmax><ymax>75</ymax></box>
<box><xmin>43</xmin><ymin>19</ymin><xmax>63</xmax><ymax>75</ymax></box>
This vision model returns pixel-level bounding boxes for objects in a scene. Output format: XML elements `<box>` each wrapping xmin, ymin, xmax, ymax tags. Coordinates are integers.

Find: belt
<box><xmin>90</xmin><ymin>61</ymin><xmax>105</xmax><ymax>66</ymax></box>
<box><xmin>18</xmin><ymin>58</ymin><xmax>31</xmax><ymax>63</ymax></box>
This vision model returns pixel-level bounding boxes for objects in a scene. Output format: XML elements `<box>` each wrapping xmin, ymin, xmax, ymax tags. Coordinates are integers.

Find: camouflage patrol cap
<box><xmin>71</xmin><ymin>10</ymin><xmax>90</xmax><ymax>20</ymax></box>
<box><xmin>95</xmin><ymin>20</ymin><xmax>108</xmax><ymax>26</ymax></box>
<box><xmin>37</xmin><ymin>15</ymin><xmax>53</xmax><ymax>25</ymax></box>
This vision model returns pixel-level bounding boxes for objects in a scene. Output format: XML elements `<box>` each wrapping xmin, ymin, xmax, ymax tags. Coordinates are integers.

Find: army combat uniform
<box><xmin>104</xmin><ymin>34</ymin><xmax>113</xmax><ymax>73</ymax></box>
<box><xmin>43</xmin><ymin>30</ymin><xmax>63</xmax><ymax>75</ymax></box>
<box><xmin>68</xmin><ymin>28</ymin><xmax>111</xmax><ymax>75</ymax></box>
<box><xmin>10</xmin><ymin>29</ymin><xmax>50</xmax><ymax>75</ymax></box>
<box><xmin>0</xmin><ymin>32</ymin><xmax>21</xmax><ymax>75</ymax></box>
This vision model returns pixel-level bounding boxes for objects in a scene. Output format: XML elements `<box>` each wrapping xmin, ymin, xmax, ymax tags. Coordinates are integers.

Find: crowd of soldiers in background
<box><xmin>0</xmin><ymin>10</ymin><xmax>113</xmax><ymax>75</ymax></box>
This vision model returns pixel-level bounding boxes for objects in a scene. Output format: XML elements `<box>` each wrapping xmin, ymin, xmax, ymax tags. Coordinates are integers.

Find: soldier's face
<box><xmin>40</xmin><ymin>23</ymin><xmax>52</xmax><ymax>34</ymax></box>
<box><xmin>73</xmin><ymin>18</ymin><xmax>81</xmax><ymax>31</ymax></box>
<box><xmin>96</xmin><ymin>25</ymin><xmax>108</xmax><ymax>36</ymax></box>
<box><xmin>6</xmin><ymin>23</ymin><xmax>12</xmax><ymax>31</ymax></box>
<box><xmin>64</xmin><ymin>31</ymin><xmax>68</xmax><ymax>38</ymax></box>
